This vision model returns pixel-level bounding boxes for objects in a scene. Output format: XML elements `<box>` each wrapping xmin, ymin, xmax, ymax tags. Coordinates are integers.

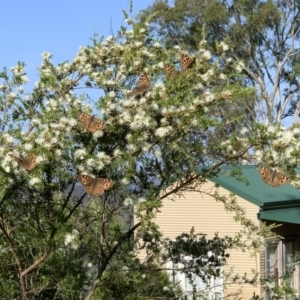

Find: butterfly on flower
<box><xmin>9</xmin><ymin>154</ymin><xmax>37</xmax><ymax>171</ymax></box>
<box><xmin>165</xmin><ymin>65</ymin><xmax>180</xmax><ymax>79</ymax></box>
<box><xmin>257</xmin><ymin>167</ymin><xmax>289</xmax><ymax>187</ymax></box>
<box><xmin>78</xmin><ymin>175</ymin><xmax>114</xmax><ymax>195</ymax></box>
<box><xmin>78</xmin><ymin>112</ymin><xmax>106</xmax><ymax>133</ymax></box>
<box><xmin>181</xmin><ymin>53</ymin><xmax>196</xmax><ymax>72</ymax></box>
<box><xmin>165</xmin><ymin>54</ymin><xmax>196</xmax><ymax>79</ymax></box>
<box><xmin>128</xmin><ymin>73</ymin><xmax>151</xmax><ymax>97</ymax></box>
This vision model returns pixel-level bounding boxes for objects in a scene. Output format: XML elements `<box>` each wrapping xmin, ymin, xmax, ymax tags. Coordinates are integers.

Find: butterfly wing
<box><xmin>87</xmin><ymin>115</ymin><xmax>105</xmax><ymax>133</ymax></box>
<box><xmin>98</xmin><ymin>178</ymin><xmax>114</xmax><ymax>190</ymax></box>
<box><xmin>85</xmin><ymin>180</ymin><xmax>103</xmax><ymax>195</ymax></box>
<box><xmin>165</xmin><ymin>65</ymin><xmax>179</xmax><ymax>79</ymax></box>
<box><xmin>259</xmin><ymin>167</ymin><xmax>274</xmax><ymax>185</ymax></box>
<box><xmin>129</xmin><ymin>73</ymin><xmax>151</xmax><ymax>96</ymax></box>
<box><xmin>78</xmin><ymin>174</ymin><xmax>93</xmax><ymax>186</ymax></box>
<box><xmin>181</xmin><ymin>54</ymin><xmax>196</xmax><ymax>72</ymax></box>
<box><xmin>10</xmin><ymin>154</ymin><xmax>37</xmax><ymax>171</ymax></box>
<box><xmin>78</xmin><ymin>175</ymin><xmax>113</xmax><ymax>195</ymax></box>
<box><xmin>78</xmin><ymin>175</ymin><xmax>101</xmax><ymax>195</ymax></box>
<box><xmin>91</xmin><ymin>178</ymin><xmax>114</xmax><ymax>195</ymax></box>
<box><xmin>78</xmin><ymin>112</ymin><xmax>105</xmax><ymax>132</ymax></box>
<box><xmin>22</xmin><ymin>154</ymin><xmax>37</xmax><ymax>171</ymax></box>
<box><xmin>258</xmin><ymin>167</ymin><xmax>288</xmax><ymax>187</ymax></box>
<box><xmin>272</xmin><ymin>170</ymin><xmax>289</xmax><ymax>187</ymax></box>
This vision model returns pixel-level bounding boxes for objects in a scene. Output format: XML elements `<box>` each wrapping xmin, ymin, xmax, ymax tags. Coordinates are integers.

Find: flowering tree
<box><xmin>1</xmin><ymin>11</ymin><xmax>299</xmax><ymax>300</ymax></box>
<box><xmin>141</xmin><ymin>0</ymin><xmax>300</xmax><ymax>125</ymax></box>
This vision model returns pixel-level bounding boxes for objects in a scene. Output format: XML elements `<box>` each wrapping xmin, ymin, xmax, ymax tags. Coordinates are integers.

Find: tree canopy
<box><xmin>140</xmin><ymin>0</ymin><xmax>300</xmax><ymax>124</ymax></box>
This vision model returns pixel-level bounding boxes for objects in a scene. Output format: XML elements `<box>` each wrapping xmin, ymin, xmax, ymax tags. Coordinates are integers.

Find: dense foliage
<box><xmin>0</xmin><ymin>8</ymin><xmax>299</xmax><ymax>300</ymax></box>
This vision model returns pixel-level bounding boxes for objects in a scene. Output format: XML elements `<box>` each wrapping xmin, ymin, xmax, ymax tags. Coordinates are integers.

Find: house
<box><xmin>143</xmin><ymin>165</ymin><xmax>300</xmax><ymax>299</ymax></box>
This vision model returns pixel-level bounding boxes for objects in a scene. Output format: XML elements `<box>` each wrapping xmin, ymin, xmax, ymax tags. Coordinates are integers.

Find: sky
<box><xmin>0</xmin><ymin>0</ymin><xmax>150</xmax><ymax>89</ymax></box>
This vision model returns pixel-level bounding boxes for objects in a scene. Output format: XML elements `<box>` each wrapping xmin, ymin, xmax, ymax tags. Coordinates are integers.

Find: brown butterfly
<box><xmin>181</xmin><ymin>53</ymin><xmax>196</xmax><ymax>72</ymax></box>
<box><xmin>258</xmin><ymin>167</ymin><xmax>289</xmax><ymax>187</ymax></box>
<box><xmin>165</xmin><ymin>65</ymin><xmax>180</xmax><ymax>79</ymax></box>
<box><xmin>78</xmin><ymin>175</ymin><xmax>114</xmax><ymax>195</ymax></box>
<box><xmin>128</xmin><ymin>73</ymin><xmax>151</xmax><ymax>96</ymax></box>
<box><xmin>9</xmin><ymin>154</ymin><xmax>37</xmax><ymax>171</ymax></box>
<box><xmin>78</xmin><ymin>112</ymin><xmax>105</xmax><ymax>133</ymax></box>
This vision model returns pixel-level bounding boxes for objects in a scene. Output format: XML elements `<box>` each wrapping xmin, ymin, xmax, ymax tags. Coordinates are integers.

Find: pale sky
<box><xmin>0</xmin><ymin>0</ymin><xmax>150</xmax><ymax>89</ymax></box>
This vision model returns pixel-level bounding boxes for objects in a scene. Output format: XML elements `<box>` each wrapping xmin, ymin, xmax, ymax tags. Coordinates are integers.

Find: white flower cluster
<box><xmin>218</xmin><ymin>41</ymin><xmax>229</xmax><ymax>51</ymax></box>
<box><xmin>155</xmin><ymin>126</ymin><xmax>173</xmax><ymax>138</ymax></box>
<box><xmin>64</xmin><ymin>229</ymin><xmax>79</xmax><ymax>250</ymax></box>
<box><xmin>235</xmin><ymin>61</ymin><xmax>245</xmax><ymax>73</ymax></box>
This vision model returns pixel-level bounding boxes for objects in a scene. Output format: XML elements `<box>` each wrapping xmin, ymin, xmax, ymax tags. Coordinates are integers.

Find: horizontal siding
<box><xmin>136</xmin><ymin>180</ymin><xmax>261</xmax><ymax>298</ymax></box>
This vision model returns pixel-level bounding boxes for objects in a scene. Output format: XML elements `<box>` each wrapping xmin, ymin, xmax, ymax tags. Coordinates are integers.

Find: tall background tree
<box><xmin>140</xmin><ymin>0</ymin><xmax>300</xmax><ymax>125</ymax></box>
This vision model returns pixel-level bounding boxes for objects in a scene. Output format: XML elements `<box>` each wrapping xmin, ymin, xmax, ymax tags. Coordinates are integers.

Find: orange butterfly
<box><xmin>128</xmin><ymin>73</ymin><xmax>151</xmax><ymax>96</ymax></box>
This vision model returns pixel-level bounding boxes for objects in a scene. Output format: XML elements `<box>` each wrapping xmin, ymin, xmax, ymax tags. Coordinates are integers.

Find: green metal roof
<box><xmin>260</xmin><ymin>207</ymin><xmax>300</xmax><ymax>224</ymax></box>
<box><xmin>210</xmin><ymin>166</ymin><xmax>300</xmax><ymax>224</ymax></box>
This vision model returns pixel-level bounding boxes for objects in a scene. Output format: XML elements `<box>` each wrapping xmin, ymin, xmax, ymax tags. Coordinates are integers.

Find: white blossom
<box><xmin>113</xmin><ymin>149</ymin><xmax>122</xmax><ymax>157</ymax></box>
<box><xmin>35</xmin><ymin>137</ymin><xmax>45</xmax><ymax>145</ymax></box>
<box><xmin>29</xmin><ymin>177</ymin><xmax>41</xmax><ymax>186</ymax></box>
<box><xmin>24</xmin><ymin>143</ymin><xmax>33</xmax><ymax>151</ymax></box>
<box><xmin>142</xmin><ymin>143</ymin><xmax>151</xmax><ymax>152</ymax></box>
<box><xmin>93</xmin><ymin>130</ymin><xmax>104</xmax><ymax>138</ymax></box>
<box><xmin>9</xmin><ymin>92</ymin><xmax>17</xmax><ymax>99</ymax></box>
<box><xmin>42</xmin><ymin>52</ymin><xmax>52</xmax><ymax>60</ymax></box>
<box><xmin>86</xmin><ymin>158</ymin><xmax>95</xmax><ymax>166</ymax></box>
<box><xmin>31</xmin><ymin>117</ymin><xmax>41</xmax><ymax>125</ymax></box>
<box><xmin>281</xmin><ymin>131</ymin><xmax>293</xmax><ymax>143</ymax></box>
<box><xmin>122</xmin><ymin>266</ymin><xmax>129</xmax><ymax>273</ymax></box>
<box><xmin>136</xmin><ymin>197</ymin><xmax>146</xmax><ymax>204</ymax></box>
<box><xmin>21</xmin><ymin>75</ymin><xmax>29</xmax><ymax>84</ymax></box>
<box><xmin>121</xmin><ymin>177</ymin><xmax>129</xmax><ymax>185</ymax></box>
<box><xmin>124</xmin><ymin>198</ymin><xmax>134</xmax><ymax>206</ymax></box>
<box><xmin>153</xmin><ymin>42</ymin><xmax>161</xmax><ymax>48</ymax></box>
<box><xmin>240</xmin><ymin>127</ymin><xmax>248</xmax><ymax>135</ymax></box>
<box><xmin>96</xmin><ymin>152</ymin><xmax>110</xmax><ymax>160</ymax></box>
<box><xmin>74</xmin><ymin>149</ymin><xmax>87</xmax><ymax>159</ymax></box>
<box><xmin>155</xmin><ymin>126</ymin><xmax>172</xmax><ymax>138</ymax></box>
<box><xmin>157</xmin><ymin>62</ymin><xmax>164</xmax><ymax>68</ymax></box>
<box><xmin>219</xmin><ymin>42</ymin><xmax>229</xmax><ymax>51</ymax></box>
<box><xmin>126</xmin><ymin>29</ymin><xmax>133</xmax><ymax>36</ymax></box>
<box><xmin>235</xmin><ymin>61</ymin><xmax>245</xmax><ymax>73</ymax></box>
<box><xmin>64</xmin><ymin>229</ymin><xmax>79</xmax><ymax>250</ymax></box>
<box><xmin>134</xmin><ymin>42</ymin><xmax>143</xmax><ymax>47</ymax></box>
<box><xmin>255</xmin><ymin>150</ymin><xmax>263</xmax><ymax>161</ymax></box>
<box><xmin>267</xmin><ymin>125</ymin><xmax>277</xmax><ymax>134</ymax></box>
<box><xmin>108</xmin><ymin>91</ymin><xmax>116</xmax><ymax>98</ymax></box>
<box><xmin>68</xmin><ymin>118</ymin><xmax>78</xmax><ymax>127</ymax></box>
<box><xmin>3</xmin><ymin>134</ymin><xmax>14</xmax><ymax>144</ymax></box>
<box><xmin>202</xmin><ymin>50</ymin><xmax>212</xmax><ymax>60</ymax></box>
<box><xmin>55</xmin><ymin>149</ymin><xmax>62</xmax><ymax>156</ymax></box>
<box><xmin>127</xmin><ymin>144</ymin><xmax>137</xmax><ymax>152</ymax></box>
<box><xmin>219</xmin><ymin>73</ymin><xmax>226</xmax><ymax>80</ymax></box>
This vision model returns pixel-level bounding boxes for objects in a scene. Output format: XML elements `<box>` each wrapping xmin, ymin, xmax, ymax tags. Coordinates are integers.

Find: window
<box><xmin>265</xmin><ymin>237</ymin><xmax>299</xmax><ymax>299</ymax></box>
<box><xmin>167</xmin><ymin>259</ymin><xmax>223</xmax><ymax>300</ymax></box>
<box><xmin>266</xmin><ymin>242</ymin><xmax>279</xmax><ymax>281</ymax></box>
